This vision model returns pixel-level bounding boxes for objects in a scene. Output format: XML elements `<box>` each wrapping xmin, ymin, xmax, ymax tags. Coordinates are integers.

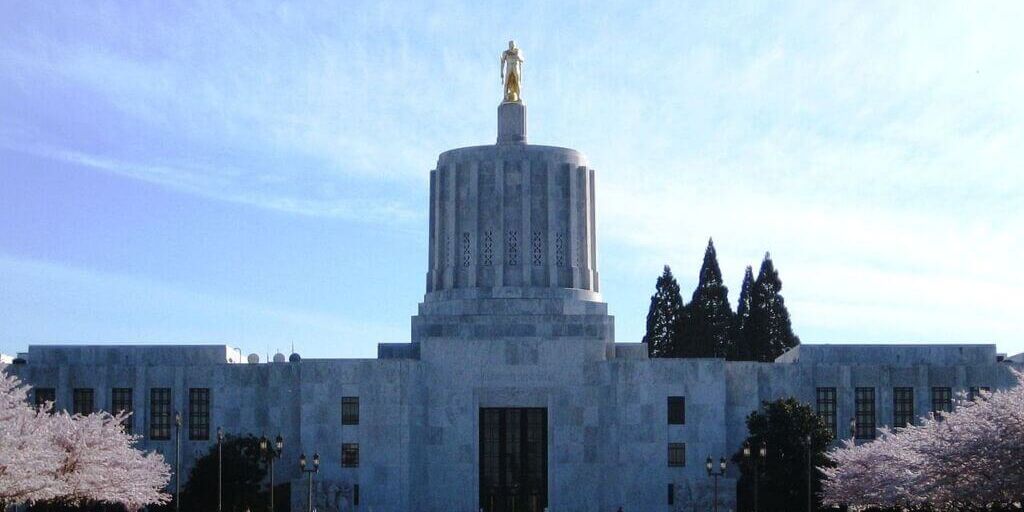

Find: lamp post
<box><xmin>805</xmin><ymin>433</ymin><xmax>814</xmax><ymax>512</ymax></box>
<box><xmin>299</xmin><ymin>453</ymin><xmax>320</xmax><ymax>512</ymax></box>
<box><xmin>260</xmin><ymin>434</ymin><xmax>284</xmax><ymax>512</ymax></box>
<box><xmin>217</xmin><ymin>426</ymin><xmax>224</xmax><ymax>512</ymax></box>
<box><xmin>705</xmin><ymin>456</ymin><xmax>727</xmax><ymax>512</ymax></box>
<box><xmin>174</xmin><ymin>411</ymin><xmax>182</xmax><ymax>512</ymax></box>
<box><xmin>743</xmin><ymin>441</ymin><xmax>766</xmax><ymax>512</ymax></box>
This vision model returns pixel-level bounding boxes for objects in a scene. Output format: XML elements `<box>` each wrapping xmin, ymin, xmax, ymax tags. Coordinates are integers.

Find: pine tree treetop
<box><xmin>698</xmin><ymin>239</ymin><xmax>725</xmax><ymax>289</ymax></box>
<box><xmin>757</xmin><ymin>253</ymin><xmax>780</xmax><ymax>291</ymax></box>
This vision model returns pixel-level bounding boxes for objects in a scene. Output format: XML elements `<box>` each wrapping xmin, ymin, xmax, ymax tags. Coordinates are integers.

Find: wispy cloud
<box><xmin>7</xmin><ymin>143</ymin><xmax>420</xmax><ymax>224</ymax></box>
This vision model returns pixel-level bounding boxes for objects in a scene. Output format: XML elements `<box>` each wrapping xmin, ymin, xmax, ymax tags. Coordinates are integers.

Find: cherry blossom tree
<box><xmin>822</xmin><ymin>370</ymin><xmax>1024</xmax><ymax>510</ymax></box>
<box><xmin>49</xmin><ymin>410</ymin><xmax>171</xmax><ymax>511</ymax></box>
<box><xmin>0</xmin><ymin>367</ymin><xmax>62</xmax><ymax>507</ymax></box>
<box><xmin>0</xmin><ymin>365</ymin><xmax>170</xmax><ymax>511</ymax></box>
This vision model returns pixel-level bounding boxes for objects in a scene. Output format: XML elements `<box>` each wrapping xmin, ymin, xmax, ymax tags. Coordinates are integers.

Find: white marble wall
<box><xmin>9</xmin><ymin>343</ymin><xmax>1022</xmax><ymax>512</ymax></box>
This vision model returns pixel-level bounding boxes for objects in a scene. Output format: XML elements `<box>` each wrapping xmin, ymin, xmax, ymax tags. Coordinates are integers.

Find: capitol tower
<box><xmin>409</xmin><ymin>42</ymin><xmax>613</xmax><ymax>352</ymax></box>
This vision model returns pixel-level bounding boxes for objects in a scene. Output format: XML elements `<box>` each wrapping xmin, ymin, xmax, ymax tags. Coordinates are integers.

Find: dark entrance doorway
<box><xmin>479</xmin><ymin>408</ymin><xmax>548</xmax><ymax>512</ymax></box>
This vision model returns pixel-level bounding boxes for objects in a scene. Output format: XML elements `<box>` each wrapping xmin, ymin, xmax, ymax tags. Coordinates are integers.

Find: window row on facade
<box><xmin>816</xmin><ymin>386</ymin><xmax>990</xmax><ymax>440</ymax></box>
<box><xmin>32</xmin><ymin>388</ymin><xmax>363</xmax><ymax>442</ymax></box>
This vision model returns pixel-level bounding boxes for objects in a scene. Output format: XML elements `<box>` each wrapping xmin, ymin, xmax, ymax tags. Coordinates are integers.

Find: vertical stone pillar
<box><xmin>443</xmin><ymin>163</ymin><xmax>457</xmax><ymax>289</ymax></box>
<box><xmin>520</xmin><ymin>159</ymin><xmax>532</xmax><ymax>286</ymax></box>
<box><xmin>495</xmin><ymin>158</ymin><xmax>505</xmax><ymax>286</ymax></box>
<box><xmin>467</xmin><ymin>161</ymin><xmax>479</xmax><ymax>288</ymax></box>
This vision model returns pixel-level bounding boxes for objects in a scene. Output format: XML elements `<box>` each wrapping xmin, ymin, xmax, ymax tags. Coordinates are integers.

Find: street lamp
<box><xmin>299</xmin><ymin>452</ymin><xmax>320</xmax><ymax>512</ymax></box>
<box><xmin>174</xmin><ymin>411</ymin><xmax>182</xmax><ymax>512</ymax></box>
<box><xmin>805</xmin><ymin>433</ymin><xmax>814</xmax><ymax>512</ymax></box>
<box><xmin>217</xmin><ymin>426</ymin><xmax>224</xmax><ymax>512</ymax></box>
<box><xmin>260</xmin><ymin>434</ymin><xmax>284</xmax><ymax>512</ymax></box>
<box><xmin>705</xmin><ymin>456</ymin><xmax>727</xmax><ymax>512</ymax></box>
<box><xmin>743</xmin><ymin>441</ymin><xmax>766</xmax><ymax>512</ymax></box>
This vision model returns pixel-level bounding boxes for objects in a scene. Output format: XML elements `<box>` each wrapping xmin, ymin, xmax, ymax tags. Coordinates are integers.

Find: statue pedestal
<box><xmin>497</xmin><ymin>101</ymin><xmax>527</xmax><ymax>144</ymax></box>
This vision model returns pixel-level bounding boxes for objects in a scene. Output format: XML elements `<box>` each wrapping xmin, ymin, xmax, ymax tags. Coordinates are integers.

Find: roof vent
<box><xmin>247</xmin><ymin>353</ymin><xmax>260</xmax><ymax>364</ymax></box>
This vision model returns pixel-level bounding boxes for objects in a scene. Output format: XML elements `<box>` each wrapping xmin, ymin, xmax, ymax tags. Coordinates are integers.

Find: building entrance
<box><xmin>479</xmin><ymin>408</ymin><xmax>548</xmax><ymax>512</ymax></box>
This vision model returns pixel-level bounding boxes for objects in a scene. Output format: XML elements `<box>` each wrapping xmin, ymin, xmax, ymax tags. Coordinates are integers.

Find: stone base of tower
<box><xmin>412</xmin><ymin>287</ymin><xmax>613</xmax><ymax>343</ymax></box>
<box><xmin>497</xmin><ymin>101</ymin><xmax>526</xmax><ymax>144</ymax></box>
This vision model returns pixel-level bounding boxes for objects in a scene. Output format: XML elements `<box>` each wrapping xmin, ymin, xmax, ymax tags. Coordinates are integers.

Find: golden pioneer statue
<box><xmin>500</xmin><ymin>40</ymin><xmax>524</xmax><ymax>103</ymax></box>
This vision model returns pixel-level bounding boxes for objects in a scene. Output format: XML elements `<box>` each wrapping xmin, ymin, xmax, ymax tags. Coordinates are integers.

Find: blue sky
<box><xmin>2</xmin><ymin>2</ymin><xmax>1022</xmax><ymax>359</ymax></box>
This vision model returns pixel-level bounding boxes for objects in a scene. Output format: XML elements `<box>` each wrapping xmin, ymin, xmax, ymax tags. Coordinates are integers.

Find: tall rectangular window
<box><xmin>342</xmin><ymin>396</ymin><xmax>359</xmax><ymax>425</ymax></box>
<box><xmin>73</xmin><ymin>388</ymin><xmax>94</xmax><ymax>415</ymax></box>
<box><xmin>34</xmin><ymin>388</ymin><xmax>56</xmax><ymax>412</ymax></box>
<box><xmin>667</xmin><ymin>396</ymin><xmax>685</xmax><ymax>425</ymax></box>
<box><xmin>112</xmin><ymin>388</ymin><xmax>134</xmax><ymax>434</ymax></box>
<box><xmin>189</xmin><ymin>388</ymin><xmax>210</xmax><ymax>440</ymax></box>
<box><xmin>932</xmin><ymin>387</ymin><xmax>952</xmax><ymax>415</ymax></box>
<box><xmin>342</xmin><ymin>443</ymin><xmax>360</xmax><ymax>467</ymax></box>
<box><xmin>893</xmin><ymin>387</ymin><xmax>914</xmax><ymax>428</ymax></box>
<box><xmin>353</xmin><ymin>484</ymin><xmax>360</xmax><ymax>506</ymax></box>
<box><xmin>150</xmin><ymin>388</ymin><xmax>172</xmax><ymax>440</ymax></box>
<box><xmin>667</xmin><ymin>443</ymin><xmax>686</xmax><ymax>467</ymax></box>
<box><xmin>815</xmin><ymin>387</ymin><xmax>837</xmax><ymax>438</ymax></box>
<box><xmin>668</xmin><ymin>483</ymin><xmax>675</xmax><ymax>505</ymax></box>
<box><xmin>968</xmin><ymin>386</ymin><xmax>990</xmax><ymax>401</ymax></box>
<box><xmin>855</xmin><ymin>387</ymin><xmax>876</xmax><ymax>440</ymax></box>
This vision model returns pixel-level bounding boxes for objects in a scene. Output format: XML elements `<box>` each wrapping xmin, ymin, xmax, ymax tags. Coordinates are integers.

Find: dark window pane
<box><xmin>150</xmin><ymin>388</ymin><xmax>172</xmax><ymax>440</ymax></box>
<box><xmin>112</xmin><ymin>388</ymin><xmax>134</xmax><ymax>434</ymax></box>
<box><xmin>668</xmin><ymin>483</ymin><xmax>675</xmax><ymax>505</ymax></box>
<box><xmin>815</xmin><ymin>387</ymin><xmax>837</xmax><ymax>439</ymax></box>
<box><xmin>667</xmin><ymin>396</ymin><xmax>685</xmax><ymax>425</ymax></box>
<box><xmin>855</xmin><ymin>387</ymin><xmax>875</xmax><ymax>440</ymax></box>
<box><xmin>73</xmin><ymin>388</ymin><xmax>94</xmax><ymax>415</ymax></box>
<box><xmin>35</xmin><ymin>388</ymin><xmax>56</xmax><ymax>412</ymax></box>
<box><xmin>342</xmin><ymin>443</ymin><xmax>360</xmax><ymax>467</ymax></box>
<box><xmin>342</xmin><ymin>396</ymin><xmax>359</xmax><ymax>425</ymax></box>
<box><xmin>893</xmin><ymin>387</ymin><xmax>914</xmax><ymax>428</ymax></box>
<box><xmin>189</xmin><ymin>388</ymin><xmax>210</xmax><ymax>440</ymax></box>
<box><xmin>353</xmin><ymin>484</ymin><xmax>359</xmax><ymax>506</ymax></box>
<box><xmin>932</xmin><ymin>387</ymin><xmax>952</xmax><ymax>414</ymax></box>
<box><xmin>668</xmin><ymin>443</ymin><xmax>686</xmax><ymax>467</ymax></box>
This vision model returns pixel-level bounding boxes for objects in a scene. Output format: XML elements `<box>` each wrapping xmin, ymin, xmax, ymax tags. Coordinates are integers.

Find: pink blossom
<box><xmin>822</xmin><ymin>370</ymin><xmax>1024</xmax><ymax>510</ymax></box>
<box><xmin>0</xmin><ymin>365</ymin><xmax>170</xmax><ymax>509</ymax></box>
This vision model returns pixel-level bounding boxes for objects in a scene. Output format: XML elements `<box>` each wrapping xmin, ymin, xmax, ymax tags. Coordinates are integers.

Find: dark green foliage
<box><xmin>730</xmin><ymin>266</ymin><xmax>755</xmax><ymax>361</ymax></box>
<box><xmin>744</xmin><ymin>253</ymin><xmax>801</xmax><ymax>362</ymax></box>
<box><xmin>676</xmin><ymin>239</ymin><xmax>735</xmax><ymax>358</ymax></box>
<box><xmin>642</xmin><ymin>265</ymin><xmax>684</xmax><ymax>358</ymax></box>
<box><xmin>177</xmin><ymin>434</ymin><xmax>275</xmax><ymax>512</ymax></box>
<box><xmin>732</xmin><ymin>398</ymin><xmax>833</xmax><ymax>512</ymax></box>
<box><xmin>645</xmin><ymin>246</ymin><xmax>800</xmax><ymax>361</ymax></box>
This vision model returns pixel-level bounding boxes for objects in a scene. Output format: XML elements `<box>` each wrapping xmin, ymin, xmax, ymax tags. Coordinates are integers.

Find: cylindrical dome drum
<box><xmin>424</xmin><ymin>143</ymin><xmax>600</xmax><ymax>302</ymax></box>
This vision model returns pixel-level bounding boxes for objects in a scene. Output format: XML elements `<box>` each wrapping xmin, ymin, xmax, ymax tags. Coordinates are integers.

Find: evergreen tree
<box><xmin>745</xmin><ymin>253</ymin><xmax>801</xmax><ymax>362</ymax></box>
<box><xmin>730</xmin><ymin>265</ymin><xmax>755</xmax><ymax>361</ymax></box>
<box><xmin>676</xmin><ymin>239</ymin><xmax>735</xmax><ymax>358</ymax></box>
<box><xmin>177</xmin><ymin>434</ymin><xmax>271</xmax><ymax>512</ymax></box>
<box><xmin>642</xmin><ymin>265</ymin><xmax>684</xmax><ymax>358</ymax></box>
<box><xmin>731</xmin><ymin>398</ymin><xmax>833</xmax><ymax>512</ymax></box>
